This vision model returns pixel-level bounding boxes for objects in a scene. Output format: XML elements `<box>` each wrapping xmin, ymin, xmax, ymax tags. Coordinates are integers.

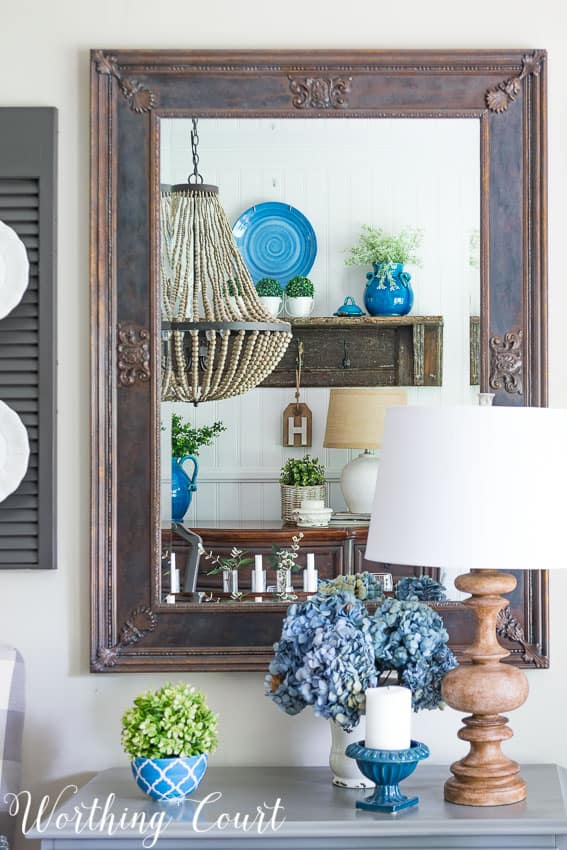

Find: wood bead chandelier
<box><xmin>161</xmin><ymin>120</ymin><xmax>292</xmax><ymax>404</ymax></box>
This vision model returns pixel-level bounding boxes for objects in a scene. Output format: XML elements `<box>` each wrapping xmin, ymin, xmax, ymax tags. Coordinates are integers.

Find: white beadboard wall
<box><xmin>160</xmin><ymin>118</ymin><xmax>480</xmax><ymax>522</ymax></box>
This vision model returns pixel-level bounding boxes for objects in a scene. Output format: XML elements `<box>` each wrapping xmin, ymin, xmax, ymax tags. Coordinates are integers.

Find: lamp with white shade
<box><xmin>323</xmin><ymin>388</ymin><xmax>406</xmax><ymax>514</ymax></box>
<box><xmin>366</xmin><ymin>404</ymin><xmax>567</xmax><ymax>807</ymax></box>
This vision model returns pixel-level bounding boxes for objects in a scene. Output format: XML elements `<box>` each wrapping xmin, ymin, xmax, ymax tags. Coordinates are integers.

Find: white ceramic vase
<box><xmin>284</xmin><ymin>296</ymin><xmax>314</xmax><ymax>318</ymax></box>
<box><xmin>258</xmin><ymin>295</ymin><xmax>283</xmax><ymax>317</ymax></box>
<box><xmin>329</xmin><ymin>718</ymin><xmax>373</xmax><ymax>788</ymax></box>
<box><xmin>340</xmin><ymin>450</ymin><xmax>380</xmax><ymax>514</ymax></box>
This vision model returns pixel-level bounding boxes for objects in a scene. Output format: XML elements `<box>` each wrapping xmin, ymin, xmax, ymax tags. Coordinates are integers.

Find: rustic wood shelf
<box><xmin>260</xmin><ymin>315</ymin><xmax>443</xmax><ymax>388</ymax></box>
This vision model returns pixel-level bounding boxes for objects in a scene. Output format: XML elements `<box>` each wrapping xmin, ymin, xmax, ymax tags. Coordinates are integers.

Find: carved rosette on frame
<box><xmin>489</xmin><ymin>329</ymin><xmax>523</xmax><ymax>394</ymax></box>
<box><xmin>117</xmin><ymin>322</ymin><xmax>151</xmax><ymax>387</ymax></box>
<box><xmin>94</xmin><ymin>607</ymin><xmax>158</xmax><ymax>671</ymax></box>
<box><xmin>94</xmin><ymin>50</ymin><xmax>157</xmax><ymax>113</ymax></box>
<box><xmin>485</xmin><ymin>50</ymin><xmax>545</xmax><ymax>113</ymax></box>
<box><xmin>289</xmin><ymin>76</ymin><xmax>352</xmax><ymax>109</ymax></box>
<box><xmin>496</xmin><ymin>606</ymin><xmax>546</xmax><ymax>668</ymax></box>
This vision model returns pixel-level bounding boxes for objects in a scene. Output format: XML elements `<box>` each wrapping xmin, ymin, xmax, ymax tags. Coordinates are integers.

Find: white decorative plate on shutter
<box><xmin>0</xmin><ymin>400</ymin><xmax>29</xmax><ymax>502</ymax></box>
<box><xmin>0</xmin><ymin>220</ymin><xmax>29</xmax><ymax>319</ymax></box>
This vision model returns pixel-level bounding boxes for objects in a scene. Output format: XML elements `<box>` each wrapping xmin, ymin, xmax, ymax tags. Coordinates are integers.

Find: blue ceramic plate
<box><xmin>232</xmin><ymin>202</ymin><xmax>317</xmax><ymax>286</ymax></box>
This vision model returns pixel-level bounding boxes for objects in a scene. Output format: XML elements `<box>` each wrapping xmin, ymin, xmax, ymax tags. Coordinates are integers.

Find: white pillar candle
<box><xmin>170</xmin><ymin>553</ymin><xmax>180</xmax><ymax>594</ymax></box>
<box><xmin>365</xmin><ymin>686</ymin><xmax>412</xmax><ymax>750</ymax></box>
<box><xmin>252</xmin><ymin>554</ymin><xmax>266</xmax><ymax>593</ymax></box>
<box><xmin>303</xmin><ymin>553</ymin><xmax>318</xmax><ymax>592</ymax></box>
<box><xmin>303</xmin><ymin>569</ymin><xmax>318</xmax><ymax>593</ymax></box>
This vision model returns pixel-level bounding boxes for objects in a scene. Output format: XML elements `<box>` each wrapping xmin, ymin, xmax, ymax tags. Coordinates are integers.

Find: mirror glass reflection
<box><xmin>159</xmin><ymin>118</ymin><xmax>480</xmax><ymax>605</ymax></box>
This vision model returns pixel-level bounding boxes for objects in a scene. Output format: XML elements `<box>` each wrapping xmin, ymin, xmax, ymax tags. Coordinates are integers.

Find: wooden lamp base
<box><xmin>441</xmin><ymin>569</ymin><xmax>529</xmax><ymax>806</ymax></box>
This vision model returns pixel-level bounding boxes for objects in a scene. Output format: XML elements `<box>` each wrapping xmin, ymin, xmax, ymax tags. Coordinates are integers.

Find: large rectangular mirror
<box><xmin>90</xmin><ymin>50</ymin><xmax>548</xmax><ymax>671</ymax></box>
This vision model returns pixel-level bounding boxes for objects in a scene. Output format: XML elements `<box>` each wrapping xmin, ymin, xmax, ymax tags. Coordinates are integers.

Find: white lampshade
<box><xmin>366</xmin><ymin>405</ymin><xmax>567</xmax><ymax>572</ymax></box>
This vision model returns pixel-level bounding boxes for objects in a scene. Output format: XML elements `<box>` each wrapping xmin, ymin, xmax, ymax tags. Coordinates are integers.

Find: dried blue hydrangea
<box><xmin>370</xmin><ymin>598</ymin><xmax>458</xmax><ymax>711</ymax></box>
<box><xmin>396</xmin><ymin>575</ymin><xmax>447</xmax><ymax>602</ymax></box>
<box><xmin>266</xmin><ymin>589</ymin><xmax>457</xmax><ymax>728</ymax></box>
<box><xmin>318</xmin><ymin>572</ymin><xmax>385</xmax><ymax>602</ymax></box>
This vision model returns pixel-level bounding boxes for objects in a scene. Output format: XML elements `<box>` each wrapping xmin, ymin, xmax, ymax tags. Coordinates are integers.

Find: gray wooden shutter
<box><xmin>0</xmin><ymin>108</ymin><xmax>57</xmax><ymax>569</ymax></box>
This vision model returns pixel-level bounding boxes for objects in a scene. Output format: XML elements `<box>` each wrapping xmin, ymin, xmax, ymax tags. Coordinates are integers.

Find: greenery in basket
<box><xmin>280</xmin><ymin>455</ymin><xmax>325</xmax><ymax>487</ymax></box>
<box><xmin>285</xmin><ymin>276</ymin><xmax>315</xmax><ymax>298</ymax></box>
<box><xmin>121</xmin><ymin>682</ymin><xmax>218</xmax><ymax>759</ymax></box>
<box><xmin>171</xmin><ymin>413</ymin><xmax>226</xmax><ymax>458</ymax></box>
<box><xmin>256</xmin><ymin>277</ymin><xmax>282</xmax><ymax>297</ymax></box>
<box><xmin>204</xmin><ymin>546</ymin><xmax>253</xmax><ymax>575</ymax></box>
<box><xmin>346</xmin><ymin>225</ymin><xmax>422</xmax><ymax>284</ymax></box>
<box><xmin>227</xmin><ymin>277</ymin><xmax>241</xmax><ymax>297</ymax></box>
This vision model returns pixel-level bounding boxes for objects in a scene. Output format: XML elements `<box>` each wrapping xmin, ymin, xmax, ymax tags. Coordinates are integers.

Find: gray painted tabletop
<box><xmin>27</xmin><ymin>765</ymin><xmax>567</xmax><ymax>849</ymax></box>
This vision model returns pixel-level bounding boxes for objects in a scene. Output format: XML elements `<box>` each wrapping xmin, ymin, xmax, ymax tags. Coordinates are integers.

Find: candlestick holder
<box><xmin>345</xmin><ymin>740</ymin><xmax>429</xmax><ymax>813</ymax></box>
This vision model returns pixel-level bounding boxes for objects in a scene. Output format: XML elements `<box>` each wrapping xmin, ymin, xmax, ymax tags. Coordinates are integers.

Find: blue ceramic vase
<box><xmin>131</xmin><ymin>754</ymin><xmax>208</xmax><ymax>800</ymax></box>
<box><xmin>171</xmin><ymin>456</ymin><xmax>199</xmax><ymax>522</ymax></box>
<box><xmin>364</xmin><ymin>262</ymin><xmax>414</xmax><ymax>316</ymax></box>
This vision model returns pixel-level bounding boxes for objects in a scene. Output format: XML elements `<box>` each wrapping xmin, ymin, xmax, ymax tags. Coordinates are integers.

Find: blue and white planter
<box><xmin>131</xmin><ymin>754</ymin><xmax>208</xmax><ymax>800</ymax></box>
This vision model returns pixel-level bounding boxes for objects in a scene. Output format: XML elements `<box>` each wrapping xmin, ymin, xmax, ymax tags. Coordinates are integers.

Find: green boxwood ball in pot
<box><xmin>284</xmin><ymin>276</ymin><xmax>315</xmax><ymax>318</ymax></box>
<box><xmin>256</xmin><ymin>277</ymin><xmax>284</xmax><ymax>317</ymax></box>
<box><xmin>122</xmin><ymin>682</ymin><xmax>218</xmax><ymax>801</ymax></box>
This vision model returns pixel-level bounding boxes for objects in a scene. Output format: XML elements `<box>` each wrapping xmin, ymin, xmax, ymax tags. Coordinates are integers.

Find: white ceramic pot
<box><xmin>329</xmin><ymin>718</ymin><xmax>373</xmax><ymax>788</ymax></box>
<box><xmin>258</xmin><ymin>295</ymin><xmax>283</xmax><ymax>317</ymax></box>
<box><xmin>284</xmin><ymin>296</ymin><xmax>314</xmax><ymax>318</ymax></box>
<box><xmin>293</xmin><ymin>507</ymin><xmax>333</xmax><ymax>528</ymax></box>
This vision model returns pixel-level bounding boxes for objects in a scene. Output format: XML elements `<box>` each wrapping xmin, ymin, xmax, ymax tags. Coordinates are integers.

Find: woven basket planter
<box><xmin>280</xmin><ymin>483</ymin><xmax>328</xmax><ymax>523</ymax></box>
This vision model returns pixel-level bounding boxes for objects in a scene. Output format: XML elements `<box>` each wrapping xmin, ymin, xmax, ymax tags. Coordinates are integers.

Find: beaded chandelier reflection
<box><xmin>161</xmin><ymin>122</ymin><xmax>291</xmax><ymax>404</ymax></box>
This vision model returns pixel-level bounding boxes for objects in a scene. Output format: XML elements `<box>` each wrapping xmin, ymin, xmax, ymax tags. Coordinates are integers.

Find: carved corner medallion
<box><xmin>94</xmin><ymin>50</ymin><xmax>157</xmax><ymax>113</ymax></box>
<box><xmin>496</xmin><ymin>605</ymin><xmax>546</xmax><ymax>668</ymax></box>
<box><xmin>489</xmin><ymin>328</ymin><xmax>523</xmax><ymax>394</ymax></box>
<box><xmin>485</xmin><ymin>50</ymin><xmax>545</xmax><ymax>113</ymax></box>
<box><xmin>94</xmin><ymin>607</ymin><xmax>157</xmax><ymax>671</ymax></box>
<box><xmin>117</xmin><ymin>322</ymin><xmax>151</xmax><ymax>387</ymax></box>
<box><xmin>289</xmin><ymin>76</ymin><xmax>352</xmax><ymax>109</ymax></box>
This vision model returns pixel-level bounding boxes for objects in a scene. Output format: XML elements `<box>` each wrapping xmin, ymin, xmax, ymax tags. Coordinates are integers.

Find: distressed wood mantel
<box><xmin>261</xmin><ymin>316</ymin><xmax>443</xmax><ymax>388</ymax></box>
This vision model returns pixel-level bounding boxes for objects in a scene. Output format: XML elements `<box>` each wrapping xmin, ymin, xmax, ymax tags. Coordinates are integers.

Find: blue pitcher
<box><xmin>171</xmin><ymin>456</ymin><xmax>199</xmax><ymax>522</ymax></box>
<box><xmin>364</xmin><ymin>262</ymin><xmax>414</xmax><ymax>316</ymax></box>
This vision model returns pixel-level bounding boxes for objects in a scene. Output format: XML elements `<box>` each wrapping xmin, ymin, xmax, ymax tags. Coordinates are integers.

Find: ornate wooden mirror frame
<box><xmin>90</xmin><ymin>49</ymin><xmax>548</xmax><ymax>672</ymax></box>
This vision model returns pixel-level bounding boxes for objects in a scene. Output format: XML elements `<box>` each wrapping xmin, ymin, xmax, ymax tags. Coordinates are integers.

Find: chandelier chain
<box><xmin>189</xmin><ymin>117</ymin><xmax>203</xmax><ymax>184</ymax></box>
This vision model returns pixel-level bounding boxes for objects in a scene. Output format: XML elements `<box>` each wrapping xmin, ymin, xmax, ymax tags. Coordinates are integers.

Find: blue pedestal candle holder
<box><xmin>345</xmin><ymin>740</ymin><xmax>429</xmax><ymax>813</ymax></box>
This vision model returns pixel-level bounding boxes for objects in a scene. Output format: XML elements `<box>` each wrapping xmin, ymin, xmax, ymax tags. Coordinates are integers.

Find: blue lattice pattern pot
<box><xmin>346</xmin><ymin>740</ymin><xmax>429</xmax><ymax>812</ymax></box>
<box><xmin>131</xmin><ymin>754</ymin><xmax>208</xmax><ymax>800</ymax></box>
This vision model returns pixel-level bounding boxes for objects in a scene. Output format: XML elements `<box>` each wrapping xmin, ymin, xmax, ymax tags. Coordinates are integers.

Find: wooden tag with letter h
<box><xmin>283</xmin><ymin>402</ymin><xmax>312</xmax><ymax>447</ymax></box>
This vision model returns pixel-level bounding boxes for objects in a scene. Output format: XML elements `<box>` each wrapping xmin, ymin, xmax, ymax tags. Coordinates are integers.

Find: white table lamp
<box><xmin>366</xmin><ymin>404</ymin><xmax>567</xmax><ymax>807</ymax></box>
<box><xmin>323</xmin><ymin>388</ymin><xmax>406</xmax><ymax>514</ymax></box>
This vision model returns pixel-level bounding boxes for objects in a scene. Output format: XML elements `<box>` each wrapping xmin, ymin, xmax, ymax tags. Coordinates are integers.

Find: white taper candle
<box><xmin>170</xmin><ymin>552</ymin><xmax>180</xmax><ymax>594</ymax></box>
<box><xmin>365</xmin><ymin>686</ymin><xmax>412</xmax><ymax>750</ymax></box>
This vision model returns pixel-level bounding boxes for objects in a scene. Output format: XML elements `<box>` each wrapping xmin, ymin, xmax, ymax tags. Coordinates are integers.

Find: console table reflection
<box><xmin>27</xmin><ymin>765</ymin><xmax>567</xmax><ymax>850</ymax></box>
<box><xmin>162</xmin><ymin>520</ymin><xmax>432</xmax><ymax>597</ymax></box>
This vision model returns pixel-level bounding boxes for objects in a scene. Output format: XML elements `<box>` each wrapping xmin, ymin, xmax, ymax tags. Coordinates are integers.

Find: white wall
<box><xmin>160</xmin><ymin>118</ymin><xmax>479</xmax><ymax>522</ymax></box>
<box><xmin>0</xmin><ymin>0</ymin><xmax>566</xmax><ymax>813</ymax></box>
